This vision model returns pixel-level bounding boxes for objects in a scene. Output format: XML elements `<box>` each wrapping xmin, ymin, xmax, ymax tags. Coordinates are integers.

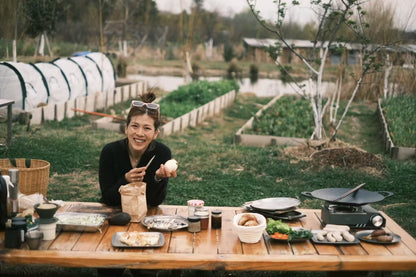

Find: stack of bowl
<box><xmin>34</xmin><ymin>203</ymin><xmax>59</xmax><ymax>240</ymax></box>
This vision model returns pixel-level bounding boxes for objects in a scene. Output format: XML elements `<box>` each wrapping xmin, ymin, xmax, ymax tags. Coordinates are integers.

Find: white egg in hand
<box><xmin>164</xmin><ymin>159</ymin><xmax>178</xmax><ymax>172</ymax></box>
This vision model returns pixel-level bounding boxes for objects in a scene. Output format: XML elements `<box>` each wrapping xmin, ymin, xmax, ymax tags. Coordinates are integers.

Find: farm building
<box><xmin>242</xmin><ymin>38</ymin><xmax>415</xmax><ymax>67</ymax></box>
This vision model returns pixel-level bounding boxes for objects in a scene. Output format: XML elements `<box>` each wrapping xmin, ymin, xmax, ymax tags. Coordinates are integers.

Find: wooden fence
<box><xmin>29</xmin><ymin>81</ymin><xmax>147</xmax><ymax>125</ymax></box>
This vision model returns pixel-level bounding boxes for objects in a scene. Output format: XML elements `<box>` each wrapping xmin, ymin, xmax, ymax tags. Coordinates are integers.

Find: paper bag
<box><xmin>119</xmin><ymin>182</ymin><xmax>147</xmax><ymax>222</ymax></box>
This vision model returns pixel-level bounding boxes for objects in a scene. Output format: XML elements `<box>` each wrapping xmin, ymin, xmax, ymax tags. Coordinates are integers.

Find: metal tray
<box><xmin>112</xmin><ymin>232</ymin><xmax>165</xmax><ymax>248</ymax></box>
<box><xmin>55</xmin><ymin>212</ymin><xmax>107</xmax><ymax>232</ymax></box>
<box><xmin>311</xmin><ymin>232</ymin><xmax>360</xmax><ymax>245</ymax></box>
<box><xmin>141</xmin><ymin>215</ymin><xmax>188</xmax><ymax>231</ymax></box>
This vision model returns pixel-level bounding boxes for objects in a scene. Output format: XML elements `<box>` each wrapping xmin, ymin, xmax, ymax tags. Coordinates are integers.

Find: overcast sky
<box><xmin>155</xmin><ymin>0</ymin><xmax>416</xmax><ymax>32</ymax></box>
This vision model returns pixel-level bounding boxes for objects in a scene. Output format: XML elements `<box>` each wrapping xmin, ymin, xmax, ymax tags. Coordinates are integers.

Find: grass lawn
<box><xmin>0</xmin><ymin>93</ymin><xmax>415</xmax><ymax>277</ymax></box>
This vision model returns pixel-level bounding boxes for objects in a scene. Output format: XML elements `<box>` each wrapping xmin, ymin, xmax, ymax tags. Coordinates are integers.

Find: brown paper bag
<box><xmin>118</xmin><ymin>182</ymin><xmax>147</xmax><ymax>222</ymax></box>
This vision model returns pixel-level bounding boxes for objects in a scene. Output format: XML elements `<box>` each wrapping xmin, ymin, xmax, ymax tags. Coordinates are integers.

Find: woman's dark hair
<box><xmin>126</xmin><ymin>91</ymin><xmax>161</xmax><ymax>130</ymax></box>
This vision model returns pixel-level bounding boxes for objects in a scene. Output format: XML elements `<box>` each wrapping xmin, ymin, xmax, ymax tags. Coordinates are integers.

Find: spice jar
<box><xmin>194</xmin><ymin>207</ymin><xmax>209</xmax><ymax>230</ymax></box>
<box><xmin>211</xmin><ymin>209</ymin><xmax>222</xmax><ymax>229</ymax></box>
<box><xmin>187</xmin><ymin>216</ymin><xmax>201</xmax><ymax>233</ymax></box>
<box><xmin>187</xmin><ymin>199</ymin><xmax>204</xmax><ymax>217</ymax></box>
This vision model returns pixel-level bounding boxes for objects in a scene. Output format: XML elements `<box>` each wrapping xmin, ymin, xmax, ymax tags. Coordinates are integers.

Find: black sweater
<box><xmin>99</xmin><ymin>138</ymin><xmax>171</xmax><ymax>207</ymax></box>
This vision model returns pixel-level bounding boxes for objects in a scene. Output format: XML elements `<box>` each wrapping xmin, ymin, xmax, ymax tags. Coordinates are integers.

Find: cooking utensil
<box><xmin>332</xmin><ymin>183</ymin><xmax>366</xmax><ymax>202</ymax></box>
<box><xmin>250</xmin><ymin>197</ymin><xmax>301</xmax><ymax>211</ymax></box>
<box><xmin>301</xmin><ymin>188</ymin><xmax>393</xmax><ymax>205</ymax></box>
<box><xmin>145</xmin><ymin>155</ymin><xmax>155</xmax><ymax>168</ymax></box>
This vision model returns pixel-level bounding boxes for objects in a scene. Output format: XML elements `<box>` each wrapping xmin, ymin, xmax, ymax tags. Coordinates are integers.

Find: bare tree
<box><xmin>247</xmin><ymin>0</ymin><xmax>379</xmax><ymax>141</ymax></box>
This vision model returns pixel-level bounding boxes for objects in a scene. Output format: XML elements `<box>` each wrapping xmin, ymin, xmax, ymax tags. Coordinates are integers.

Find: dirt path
<box><xmin>334</xmin><ymin>101</ymin><xmax>385</xmax><ymax>154</ymax></box>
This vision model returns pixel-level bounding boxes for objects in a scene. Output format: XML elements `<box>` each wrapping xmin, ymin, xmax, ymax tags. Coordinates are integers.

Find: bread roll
<box><xmin>238</xmin><ymin>214</ymin><xmax>258</xmax><ymax>226</ymax></box>
<box><xmin>244</xmin><ymin>219</ymin><xmax>259</xmax><ymax>226</ymax></box>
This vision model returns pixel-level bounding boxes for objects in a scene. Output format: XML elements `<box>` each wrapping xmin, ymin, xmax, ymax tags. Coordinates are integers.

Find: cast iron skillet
<box><xmin>301</xmin><ymin>188</ymin><xmax>393</xmax><ymax>206</ymax></box>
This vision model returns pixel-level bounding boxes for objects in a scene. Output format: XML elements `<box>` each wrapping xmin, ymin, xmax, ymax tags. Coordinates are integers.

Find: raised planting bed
<box><xmin>94</xmin><ymin>80</ymin><xmax>237</xmax><ymax>137</ymax></box>
<box><xmin>377</xmin><ymin>98</ymin><xmax>416</xmax><ymax>160</ymax></box>
<box><xmin>235</xmin><ymin>95</ymin><xmax>313</xmax><ymax>147</ymax></box>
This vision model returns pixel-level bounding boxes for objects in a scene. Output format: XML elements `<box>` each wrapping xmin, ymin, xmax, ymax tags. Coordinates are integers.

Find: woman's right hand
<box><xmin>125</xmin><ymin>166</ymin><xmax>146</xmax><ymax>183</ymax></box>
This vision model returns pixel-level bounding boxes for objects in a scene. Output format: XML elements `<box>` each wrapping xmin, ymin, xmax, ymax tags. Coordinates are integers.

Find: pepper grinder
<box><xmin>8</xmin><ymin>169</ymin><xmax>19</xmax><ymax>217</ymax></box>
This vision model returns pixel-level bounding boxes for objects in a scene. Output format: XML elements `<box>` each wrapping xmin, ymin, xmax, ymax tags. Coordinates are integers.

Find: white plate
<box><xmin>250</xmin><ymin>197</ymin><xmax>301</xmax><ymax>211</ymax></box>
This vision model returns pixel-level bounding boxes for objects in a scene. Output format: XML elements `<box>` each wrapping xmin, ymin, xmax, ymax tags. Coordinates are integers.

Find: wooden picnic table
<box><xmin>0</xmin><ymin>202</ymin><xmax>415</xmax><ymax>275</ymax></box>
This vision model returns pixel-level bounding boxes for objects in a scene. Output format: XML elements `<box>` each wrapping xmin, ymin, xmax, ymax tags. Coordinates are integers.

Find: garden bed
<box><xmin>377</xmin><ymin>98</ymin><xmax>416</xmax><ymax>160</ymax></box>
<box><xmin>234</xmin><ymin>95</ymin><xmax>309</xmax><ymax>147</ymax></box>
<box><xmin>94</xmin><ymin>80</ymin><xmax>237</xmax><ymax>137</ymax></box>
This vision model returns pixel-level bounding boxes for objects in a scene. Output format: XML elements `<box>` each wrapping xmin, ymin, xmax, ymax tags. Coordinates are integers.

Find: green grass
<box><xmin>0</xmin><ymin>93</ymin><xmax>415</xmax><ymax>277</ymax></box>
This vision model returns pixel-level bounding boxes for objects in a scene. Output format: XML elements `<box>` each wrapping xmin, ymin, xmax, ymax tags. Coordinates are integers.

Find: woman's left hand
<box><xmin>155</xmin><ymin>164</ymin><xmax>177</xmax><ymax>180</ymax></box>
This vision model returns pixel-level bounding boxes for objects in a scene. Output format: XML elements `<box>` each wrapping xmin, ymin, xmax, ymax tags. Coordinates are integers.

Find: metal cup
<box><xmin>25</xmin><ymin>231</ymin><xmax>43</xmax><ymax>250</ymax></box>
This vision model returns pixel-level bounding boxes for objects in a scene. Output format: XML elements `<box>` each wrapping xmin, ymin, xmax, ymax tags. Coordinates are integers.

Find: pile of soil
<box><xmin>282</xmin><ymin>139</ymin><xmax>385</xmax><ymax>175</ymax></box>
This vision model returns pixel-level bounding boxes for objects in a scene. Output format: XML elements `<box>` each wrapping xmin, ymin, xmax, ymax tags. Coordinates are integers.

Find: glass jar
<box><xmin>187</xmin><ymin>199</ymin><xmax>204</xmax><ymax>217</ymax></box>
<box><xmin>187</xmin><ymin>216</ymin><xmax>201</xmax><ymax>233</ymax></box>
<box><xmin>211</xmin><ymin>209</ymin><xmax>222</xmax><ymax>229</ymax></box>
<box><xmin>194</xmin><ymin>207</ymin><xmax>209</xmax><ymax>230</ymax></box>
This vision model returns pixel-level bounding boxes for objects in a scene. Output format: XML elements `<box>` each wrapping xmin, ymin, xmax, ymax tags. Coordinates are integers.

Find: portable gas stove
<box><xmin>321</xmin><ymin>202</ymin><xmax>386</xmax><ymax>229</ymax></box>
<box><xmin>302</xmin><ymin>186</ymin><xmax>394</xmax><ymax>229</ymax></box>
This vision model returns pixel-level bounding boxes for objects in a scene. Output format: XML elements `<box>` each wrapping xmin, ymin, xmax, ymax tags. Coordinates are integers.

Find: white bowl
<box><xmin>232</xmin><ymin>213</ymin><xmax>266</xmax><ymax>243</ymax></box>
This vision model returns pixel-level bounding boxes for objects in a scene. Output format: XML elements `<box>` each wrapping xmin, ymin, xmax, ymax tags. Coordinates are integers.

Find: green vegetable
<box><xmin>266</xmin><ymin>218</ymin><xmax>291</xmax><ymax>235</ymax></box>
<box><xmin>266</xmin><ymin>218</ymin><xmax>313</xmax><ymax>241</ymax></box>
<box><xmin>289</xmin><ymin>228</ymin><xmax>313</xmax><ymax>241</ymax></box>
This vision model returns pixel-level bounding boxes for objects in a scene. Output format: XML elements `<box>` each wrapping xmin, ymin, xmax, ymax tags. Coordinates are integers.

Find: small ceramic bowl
<box><xmin>34</xmin><ymin>203</ymin><xmax>60</xmax><ymax>219</ymax></box>
<box><xmin>25</xmin><ymin>230</ymin><xmax>43</xmax><ymax>250</ymax></box>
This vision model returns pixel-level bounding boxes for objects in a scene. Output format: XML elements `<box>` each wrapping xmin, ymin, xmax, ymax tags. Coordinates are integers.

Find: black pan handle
<box><xmin>301</xmin><ymin>191</ymin><xmax>313</xmax><ymax>198</ymax></box>
<box><xmin>377</xmin><ymin>191</ymin><xmax>394</xmax><ymax>198</ymax></box>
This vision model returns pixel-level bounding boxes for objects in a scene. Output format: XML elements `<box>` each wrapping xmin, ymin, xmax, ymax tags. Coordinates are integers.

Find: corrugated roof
<box><xmin>243</xmin><ymin>37</ymin><xmax>416</xmax><ymax>53</ymax></box>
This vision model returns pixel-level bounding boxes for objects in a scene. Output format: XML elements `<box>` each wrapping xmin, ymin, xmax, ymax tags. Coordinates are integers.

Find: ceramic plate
<box><xmin>250</xmin><ymin>197</ymin><xmax>301</xmax><ymax>211</ymax></box>
<box><xmin>141</xmin><ymin>215</ymin><xmax>188</xmax><ymax>231</ymax></box>
<box><xmin>355</xmin><ymin>230</ymin><xmax>401</xmax><ymax>244</ymax></box>
<box><xmin>112</xmin><ymin>232</ymin><xmax>165</xmax><ymax>248</ymax></box>
<box><xmin>268</xmin><ymin>235</ymin><xmax>310</xmax><ymax>243</ymax></box>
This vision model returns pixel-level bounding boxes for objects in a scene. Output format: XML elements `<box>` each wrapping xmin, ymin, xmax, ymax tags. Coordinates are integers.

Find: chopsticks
<box><xmin>145</xmin><ymin>155</ymin><xmax>156</xmax><ymax>168</ymax></box>
<box><xmin>333</xmin><ymin>183</ymin><xmax>366</xmax><ymax>202</ymax></box>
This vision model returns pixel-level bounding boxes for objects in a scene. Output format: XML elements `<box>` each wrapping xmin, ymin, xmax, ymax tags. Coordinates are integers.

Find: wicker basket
<box><xmin>0</xmin><ymin>159</ymin><xmax>50</xmax><ymax>197</ymax></box>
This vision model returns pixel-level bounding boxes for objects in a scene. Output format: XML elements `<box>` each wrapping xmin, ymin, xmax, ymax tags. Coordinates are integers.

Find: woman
<box><xmin>99</xmin><ymin>92</ymin><xmax>177</xmax><ymax>207</ymax></box>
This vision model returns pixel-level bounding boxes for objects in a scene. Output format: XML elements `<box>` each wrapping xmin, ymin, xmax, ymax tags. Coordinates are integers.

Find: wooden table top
<box><xmin>1</xmin><ymin>202</ymin><xmax>415</xmax><ymax>272</ymax></box>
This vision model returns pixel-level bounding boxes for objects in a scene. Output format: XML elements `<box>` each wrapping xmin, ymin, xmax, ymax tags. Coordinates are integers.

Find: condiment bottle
<box><xmin>187</xmin><ymin>199</ymin><xmax>204</xmax><ymax>217</ymax></box>
<box><xmin>194</xmin><ymin>207</ymin><xmax>209</xmax><ymax>230</ymax></box>
<box><xmin>5</xmin><ymin>218</ymin><xmax>26</xmax><ymax>248</ymax></box>
<box><xmin>187</xmin><ymin>216</ymin><xmax>201</xmax><ymax>233</ymax></box>
<box><xmin>211</xmin><ymin>209</ymin><xmax>222</xmax><ymax>229</ymax></box>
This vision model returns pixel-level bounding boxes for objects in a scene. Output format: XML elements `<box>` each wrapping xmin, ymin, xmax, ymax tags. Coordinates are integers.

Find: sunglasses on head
<box><xmin>131</xmin><ymin>100</ymin><xmax>160</xmax><ymax>112</ymax></box>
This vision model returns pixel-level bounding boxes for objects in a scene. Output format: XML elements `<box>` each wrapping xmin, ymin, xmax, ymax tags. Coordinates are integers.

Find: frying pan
<box><xmin>301</xmin><ymin>188</ymin><xmax>393</xmax><ymax>206</ymax></box>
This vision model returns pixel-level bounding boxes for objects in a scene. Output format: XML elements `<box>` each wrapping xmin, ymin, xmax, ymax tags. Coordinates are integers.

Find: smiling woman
<box><xmin>98</xmin><ymin>91</ymin><xmax>177</xmax><ymax>207</ymax></box>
